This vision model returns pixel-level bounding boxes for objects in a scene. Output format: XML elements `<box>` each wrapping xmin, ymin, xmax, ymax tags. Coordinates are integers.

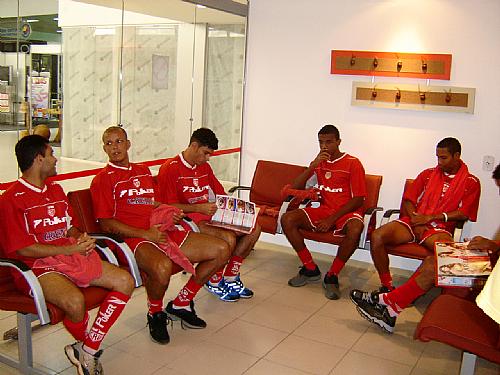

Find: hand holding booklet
<box><xmin>435</xmin><ymin>241</ymin><xmax>492</xmax><ymax>288</ymax></box>
<box><xmin>208</xmin><ymin>195</ymin><xmax>258</xmax><ymax>234</ymax></box>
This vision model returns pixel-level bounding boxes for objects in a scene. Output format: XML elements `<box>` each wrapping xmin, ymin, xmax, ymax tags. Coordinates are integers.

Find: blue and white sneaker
<box><xmin>225</xmin><ymin>275</ymin><xmax>254</xmax><ymax>299</ymax></box>
<box><xmin>204</xmin><ymin>279</ymin><xmax>240</xmax><ymax>302</ymax></box>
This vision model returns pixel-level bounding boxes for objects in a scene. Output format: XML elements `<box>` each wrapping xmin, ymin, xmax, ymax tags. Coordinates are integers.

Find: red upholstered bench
<box><xmin>415</xmin><ymin>294</ymin><xmax>500</xmax><ymax>374</ymax></box>
<box><xmin>0</xmin><ymin>252</ymin><xmax>109</xmax><ymax>374</ymax></box>
<box><xmin>229</xmin><ymin>159</ymin><xmax>383</xmax><ymax>250</ymax></box>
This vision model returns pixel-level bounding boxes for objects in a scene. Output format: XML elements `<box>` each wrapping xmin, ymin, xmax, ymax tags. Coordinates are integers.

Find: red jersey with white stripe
<box><xmin>311</xmin><ymin>153</ymin><xmax>366</xmax><ymax>214</ymax></box>
<box><xmin>0</xmin><ymin>179</ymin><xmax>75</xmax><ymax>268</ymax></box>
<box><xmin>157</xmin><ymin>153</ymin><xmax>226</xmax><ymax>205</ymax></box>
<box><xmin>91</xmin><ymin>163</ymin><xmax>155</xmax><ymax>230</ymax></box>
<box><xmin>403</xmin><ymin>167</ymin><xmax>480</xmax><ymax>232</ymax></box>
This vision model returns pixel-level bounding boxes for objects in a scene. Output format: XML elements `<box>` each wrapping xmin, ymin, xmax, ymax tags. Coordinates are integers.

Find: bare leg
<box><xmin>280</xmin><ymin>209</ymin><xmax>314</xmax><ymax>251</ymax></box>
<box><xmin>336</xmin><ymin>219</ymin><xmax>364</xmax><ymax>263</ymax></box>
<box><xmin>134</xmin><ymin>243</ymin><xmax>173</xmax><ymax>300</ymax></box>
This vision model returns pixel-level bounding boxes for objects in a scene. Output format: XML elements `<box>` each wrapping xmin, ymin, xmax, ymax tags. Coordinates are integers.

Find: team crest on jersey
<box><xmin>47</xmin><ymin>205</ymin><xmax>56</xmax><ymax>217</ymax></box>
<box><xmin>325</xmin><ymin>171</ymin><xmax>332</xmax><ymax>179</ymax></box>
<box><xmin>133</xmin><ymin>178</ymin><xmax>140</xmax><ymax>188</ymax></box>
<box><xmin>193</xmin><ymin>178</ymin><xmax>199</xmax><ymax>187</ymax></box>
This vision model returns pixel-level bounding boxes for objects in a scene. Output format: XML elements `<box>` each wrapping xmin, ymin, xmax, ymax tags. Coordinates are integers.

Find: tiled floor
<box><xmin>0</xmin><ymin>242</ymin><xmax>498</xmax><ymax>375</ymax></box>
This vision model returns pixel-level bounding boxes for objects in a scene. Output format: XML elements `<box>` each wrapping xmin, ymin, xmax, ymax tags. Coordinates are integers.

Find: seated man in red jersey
<box><xmin>281</xmin><ymin>124</ymin><xmax>367</xmax><ymax>300</ymax></box>
<box><xmin>0</xmin><ymin>135</ymin><xmax>134</xmax><ymax>375</ymax></box>
<box><xmin>91</xmin><ymin>126</ymin><xmax>231</xmax><ymax>344</ymax></box>
<box><xmin>157</xmin><ymin>128</ymin><xmax>261</xmax><ymax>302</ymax></box>
<box><xmin>350</xmin><ymin>137</ymin><xmax>482</xmax><ymax>333</ymax></box>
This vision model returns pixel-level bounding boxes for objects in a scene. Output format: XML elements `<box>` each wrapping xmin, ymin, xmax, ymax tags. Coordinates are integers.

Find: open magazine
<box><xmin>435</xmin><ymin>242</ymin><xmax>492</xmax><ymax>288</ymax></box>
<box><xmin>207</xmin><ymin>195</ymin><xmax>258</xmax><ymax>234</ymax></box>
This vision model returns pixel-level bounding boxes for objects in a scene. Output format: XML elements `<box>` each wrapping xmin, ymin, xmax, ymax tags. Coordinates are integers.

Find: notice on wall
<box><xmin>31</xmin><ymin>77</ymin><xmax>50</xmax><ymax>118</ymax></box>
<box><xmin>152</xmin><ymin>54</ymin><xmax>169</xmax><ymax>90</ymax></box>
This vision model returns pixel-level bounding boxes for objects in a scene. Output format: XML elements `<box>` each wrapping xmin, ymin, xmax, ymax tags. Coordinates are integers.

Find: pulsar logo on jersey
<box><xmin>188</xmin><ymin>195</ymin><xmax>208</xmax><ymax>204</ymax></box>
<box><xmin>127</xmin><ymin>197</ymin><xmax>154</xmax><ymax>205</ymax></box>
<box><xmin>119</xmin><ymin>187</ymin><xmax>154</xmax><ymax>198</ymax></box>
<box><xmin>325</xmin><ymin>171</ymin><xmax>332</xmax><ymax>179</ymax></box>
<box><xmin>193</xmin><ymin>178</ymin><xmax>199</xmax><ymax>187</ymax></box>
<box><xmin>316</xmin><ymin>184</ymin><xmax>343</xmax><ymax>193</ymax></box>
<box><xmin>33</xmin><ymin>215</ymin><xmax>68</xmax><ymax>228</ymax></box>
<box><xmin>183</xmin><ymin>184</ymin><xmax>210</xmax><ymax>194</ymax></box>
<box><xmin>133</xmin><ymin>178</ymin><xmax>140</xmax><ymax>188</ymax></box>
<box><xmin>47</xmin><ymin>205</ymin><xmax>55</xmax><ymax>217</ymax></box>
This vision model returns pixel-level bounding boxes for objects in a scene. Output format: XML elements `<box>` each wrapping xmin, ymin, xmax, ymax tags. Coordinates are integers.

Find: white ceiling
<box><xmin>73</xmin><ymin>0</ymin><xmax>246</xmax><ymax>24</ymax></box>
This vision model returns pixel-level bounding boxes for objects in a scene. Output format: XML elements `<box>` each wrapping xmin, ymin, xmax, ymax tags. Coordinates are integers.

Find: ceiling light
<box><xmin>26</xmin><ymin>19</ymin><xmax>39</xmax><ymax>23</ymax></box>
<box><xmin>53</xmin><ymin>17</ymin><xmax>59</xmax><ymax>21</ymax></box>
<box><xmin>196</xmin><ymin>4</ymin><xmax>207</xmax><ymax>8</ymax></box>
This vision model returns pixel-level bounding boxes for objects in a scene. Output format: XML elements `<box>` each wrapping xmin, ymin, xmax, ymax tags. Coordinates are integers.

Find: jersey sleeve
<box><xmin>157</xmin><ymin>161</ymin><xmax>181</xmax><ymax>204</ymax></box>
<box><xmin>403</xmin><ymin>169</ymin><xmax>432</xmax><ymax>205</ymax></box>
<box><xmin>350</xmin><ymin>158</ymin><xmax>367</xmax><ymax>197</ymax></box>
<box><xmin>0</xmin><ymin>195</ymin><xmax>36</xmax><ymax>256</ymax></box>
<box><xmin>90</xmin><ymin>172</ymin><xmax>115</xmax><ymax>219</ymax></box>
<box><xmin>207</xmin><ymin>164</ymin><xmax>226</xmax><ymax>196</ymax></box>
<box><xmin>458</xmin><ymin>176</ymin><xmax>481</xmax><ymax>221</ymax></box>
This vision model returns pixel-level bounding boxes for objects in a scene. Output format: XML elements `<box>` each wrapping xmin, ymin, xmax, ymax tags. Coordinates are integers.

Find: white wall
<box><xmin>243</xmin><ymin>0</ymin><xmax>500</xmax><ymax>263</ymax></box>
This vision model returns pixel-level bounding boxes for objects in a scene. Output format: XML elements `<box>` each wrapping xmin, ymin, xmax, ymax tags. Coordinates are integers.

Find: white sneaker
<box><xmin>64</xmin><ymin>341</ymin><xmax>104</xmax><ymax>375</ymax></box>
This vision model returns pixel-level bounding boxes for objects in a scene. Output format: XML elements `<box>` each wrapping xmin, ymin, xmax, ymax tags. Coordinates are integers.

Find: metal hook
<box><xmin>373</xmin><ymin>57</ymin><xmax>378</xmax><ymax>68</ymax></box>
<box><xmin>395</xmin><ymin>89</ymin><xmax>401</xmax><ymax>101</ymax></box>
<box><xmin>422</xmin><ymin>59</ymin><xmax>427</xmax><ymax>72</ymax></box>
<box><xmin>350</xmin><ymin>55</ymin><xmax>356</xmax><ymax>66</ymax></box>
<box><xmin>371</xmin><ymin>85</ymin><xmax>377</xmax><ymax>98</ymax></box>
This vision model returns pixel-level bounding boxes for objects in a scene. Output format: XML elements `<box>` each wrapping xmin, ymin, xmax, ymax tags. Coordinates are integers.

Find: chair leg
<box><xmin>460</xmin><ymin>351</ymin><xmax>477</xmax><ymax>375</ymax></box>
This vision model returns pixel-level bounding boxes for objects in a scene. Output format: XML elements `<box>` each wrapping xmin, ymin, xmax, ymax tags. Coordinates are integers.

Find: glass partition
<box><xmin>0</xmin><ymin>0</ymin><xmax>248</xmax><ymax>187</ymax></box>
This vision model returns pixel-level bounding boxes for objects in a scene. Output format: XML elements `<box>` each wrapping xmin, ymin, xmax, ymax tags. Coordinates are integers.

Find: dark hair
<box><xmin>318</xmin><ymin>124</ymin><xmax>340</xmax><ymax>139</ymax></box>
<box><xmin>190</xmin><ymin>128</ymin><xmax>218</xmax><ymax>150</ymax></box>
<box><xmin>15</xmin><ymin>135</ymin><xmax>49</xmax><ymax>172</ymax></box>
<box><xmin>102</xmin><ymin>125</ymin><xmax>128</xmax><ymax>142</ymax></box>
<box><xmin>493</xmin><ymin>163</ymin><xmax>500</xmax><ymax>180</ymax></box>
<box><xmin>437</xmin><ymin>137</ymin><xmax>461</xmax><ymax>155</ymax></box>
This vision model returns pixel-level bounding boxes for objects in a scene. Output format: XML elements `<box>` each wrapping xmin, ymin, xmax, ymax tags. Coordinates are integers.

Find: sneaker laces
<box><xmin>179</xmin><ymin>301</ymin><xmax>200</xmax><ymax>330</ymax></box>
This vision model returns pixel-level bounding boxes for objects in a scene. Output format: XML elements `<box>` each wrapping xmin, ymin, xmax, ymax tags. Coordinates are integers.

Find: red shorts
<box><xmin>14</xmin><ymin>250</ymin><xmax>103</xmax><ymax>295</ymax></box>
<box><xmin>397</xmin><ymin>216</ymin><xmax>452</xmax><ymax>244</ymax></box>
<box><xmin>124</xmin><ymin>229</ymin><xmax>190</xmax><ymax>254</ymax></box>
<box><xmin>187</xmin><ymin>213</ymin><xmax>212</xmax><ymax>224</ymax></box>
<box><xmin>301</xmin><ymin>207</ymin><xmax>363</xmax><ymax>236</ymax></box>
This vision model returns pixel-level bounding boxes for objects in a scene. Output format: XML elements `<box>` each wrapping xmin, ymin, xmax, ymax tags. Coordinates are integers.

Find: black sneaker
<box><xmin>165</xmin><ymin>301</ymin><xmax>207</xmax><ymax>329</ymax></box>
<box><xmin>288</xmin><ymin>265</ymin><xmax>321</xmax><ymax>287</ymax></box>
<box><xmin>322</xmin><ymin>273</ymin><xmax>340</xmax><ymax>300</ymax></box>
<box><xmin>147</xmin><ymin>311</ymin><xmax>171</xmax><ymax>344</ymax></box>
<box><xmin>350</xmin><ymin>289</ymin><xmax>396</xmax><ymax>333</ymax></box>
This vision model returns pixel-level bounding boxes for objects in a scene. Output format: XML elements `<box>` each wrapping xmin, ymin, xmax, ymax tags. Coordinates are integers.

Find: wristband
<box><xmin>442</xmin><ymin>212</ymin><xmax>448</xmax><ymax>222</ymax></box>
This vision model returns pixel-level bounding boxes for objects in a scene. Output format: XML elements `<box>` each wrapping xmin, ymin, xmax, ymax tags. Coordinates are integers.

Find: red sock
<box><xmin>224</xmin><ymin>255</ymin><xmax>244</xmax><ymax>278</ymax></box>
<box><xmin>381</xmin><ymin>277</ymin><xmax>426</xmax><ymax>315</ymax></box>
<box><xmin>209</xmin><ymin>268</ymin><xmax>224</xmax><ymax>284</ymax></box>
<box><xmin>379</xmin><ymin>272</ymin><xmax>393</xmax><ymax>289</ymax></box>
<box><xmin>147</xmin><ymin>297</ymin><xmax>164</xmax><ymax>315</ymax></box>
<box><xmin>297</xmin><ymin>247</ymin><xmax>316</xmax><ymax>270</ymax></box>
<box><xmin>327</xmin><ymin>258</ymin><xmax>345</xmax><ymax>277</ymax></box>
<box><xmin>85</xmin><ymin>291</ymin><xmax>129</xmax><ymax>351</ymax></box>
<box><xmin>63</xmin><ymin>311</ymin><xmax>89</xmax><ymax>342</ymax></box>
<box><xmin>173</xmin><ymin>277</ymin><xmax>202</xmax><ymax>307</ymax></box>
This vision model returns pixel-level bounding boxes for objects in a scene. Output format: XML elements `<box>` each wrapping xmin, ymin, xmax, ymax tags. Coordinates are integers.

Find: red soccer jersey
<box><xmin>311</xmin><ymin>153</ymin><xmax>367</xmax><ymax>214</ymax></box>
<box><xmin>404</xmin><ymin>167</ymin><xmax>481</xmax><ymax>231</ymax></box>
<box><xmin>90</xmin><ymin>163</ymin><xmax>155</xmax><ymax>230</ymax></box>
<box><xmin>0</xmin><ymin>179</ymin><xmax>76</xmax><ymax>268</ymax></box>
<box><xmin>157</xmin><ymin>153</ymin><xmax>226</xmax><ymax>206</ymax></box>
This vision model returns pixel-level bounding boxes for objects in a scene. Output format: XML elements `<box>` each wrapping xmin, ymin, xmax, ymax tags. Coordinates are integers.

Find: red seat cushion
<box><xmin>415</xmin><ymin>294</ymin><xmax>500</xmax><ymax>364</ymax></box>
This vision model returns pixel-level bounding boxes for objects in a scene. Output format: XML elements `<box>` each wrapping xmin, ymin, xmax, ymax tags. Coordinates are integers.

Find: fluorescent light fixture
<box><xmin>197</xmin><ymin>4</ymin><xmax>207</xmax><ymax>8</ymax></box>
<box><xmin>53</xmin><ymin>17</ymin><xmax>59</xmax><ymax>21</ymax></box>
<box><xmin>94</xmin><ymin>28</ymin><xmax>116</xmax><ymax>36</ymax></box>
<box><xmin>26</xmin><ymin>19</ymin><xmax>39</xmax><ymax>23</ymax></box>
<box><xmin>56</xmin><ymin>29</ymin><xmax>62</xmax><ymax>33</ymax></box>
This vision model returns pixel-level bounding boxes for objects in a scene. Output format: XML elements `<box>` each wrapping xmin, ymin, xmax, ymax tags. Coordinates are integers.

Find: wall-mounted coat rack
<box><xmin>332</xmin><ymin>50</ymin><xmax>452</xmax><ymax>80</ymax></box>
<box><xmin>351</xmin><ymin>82</ymin><xmax>475</xmax><ymax>113</ymax></box>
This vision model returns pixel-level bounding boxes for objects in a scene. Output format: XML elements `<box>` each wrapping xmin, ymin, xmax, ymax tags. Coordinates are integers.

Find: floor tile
<box><xmin>245</xmin><ymin>359</ymin><xmax>313</xmax><ymax>375</ymax></box>
<box><xmin>331</xmin><ymin>351</ymin><xmax>412</xmax><ymax>375</ymax></box>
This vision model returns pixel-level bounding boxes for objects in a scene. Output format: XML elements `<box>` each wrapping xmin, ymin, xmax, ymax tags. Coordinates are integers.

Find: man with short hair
<box><xmin>91</xmin><ymin>126</ymin><xmax>230</xmax><ymax>344</ymax></box>
<box><xmin>0</xmin><ymin>135</ymin><xmax>134</xmax><ymax>375</ymax></box>
<box><xmin>157</xmin><ymin>128</ymin><xmax>261</xmax><ymax>302</ymax></box>
<box><xmin>281</xmin><ymin>124</ymin><xmax>367</xmax><ymax>300</ymax></box>
<box><xmin>350</xmin><ymin>137</ymin><xmax>481</xmax><ymax>333</ymax></box>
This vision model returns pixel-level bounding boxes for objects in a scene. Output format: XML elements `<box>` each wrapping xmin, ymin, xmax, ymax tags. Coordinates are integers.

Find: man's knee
<box><xmin>344</xmin><ymin>220</ymin><xmax>364</xmax><ymax>240</ymax></box>
<box><xmin>147</xmin><ymin>257</ymin><xmax>172</xmax><ymax>285</ymax></box>
<box><xmin>281</xmin><ymin>211</ymin><xmax>299</xmax><ymax>231</ymax></box>
<box><xmin>60</xmin><ymin>291</ymin><xmax>86</xmax><ymax>317</ymax></box>
<box><xmin>110</xmin><ymin>268</ymin><xmax>135</xmax><ymax>295</ymax></box>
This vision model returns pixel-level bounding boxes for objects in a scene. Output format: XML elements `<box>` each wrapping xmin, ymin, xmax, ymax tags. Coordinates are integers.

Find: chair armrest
<box><xmin>94</xmin><ymin>240</ymin><xmax>119</xmax><ymax>266</ymax></box>
<box><xmin>380</xmin><ymin>209</ymin><xmax>401</xmax><ymax>226</ymax></box>
<box><xmin>89</xmin><ymin>233</ymin><xmax>143</xmax><ymax>288</ymax></box>
<box><xmin>228</xmin><ymin>186</ymin><xmax>251</xmax><ymax>194</ymax></box>
<box><xmin>0</xmin><ymin>258</ymin><xmax>50</xmax><ymax>325</ymax></box>
<box><xmin>453</xmin><ymin>220</ymin><xmax>467</xmax><ymax>242</ymax></box>
<box><xmin>275</xmin><ymin>195</ymin><xmax>295</xmax><ymax>234</ymax></box>
<box><xmin>359</xmin><ymin>207</ymin><xmax>384</xmax><ymax>249</ymax></box>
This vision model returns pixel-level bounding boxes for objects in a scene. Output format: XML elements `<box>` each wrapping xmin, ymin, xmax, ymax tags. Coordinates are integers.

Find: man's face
<box><xmin>102</xmin><ymin>129</ymin><xmax>130</xmax><ymax>165</ymax></box>
<box><xmin>318</xmin><ymin>133</ymin><xmax>340</xmax><ymax>158</ymax></box>
<box><xmin>436</xmin><ymin>147</ymin><xmax>460</xmax><ymax>174</ymax></box>
<box><xmin>192</xmin><ymin>143</ymin><xmax>214</xmax><ymax>166</ymax></box>
<box><xmin>40</xmin><ymin>145</ymin><xmax>57</xmax><ymax>177</ymax></box>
